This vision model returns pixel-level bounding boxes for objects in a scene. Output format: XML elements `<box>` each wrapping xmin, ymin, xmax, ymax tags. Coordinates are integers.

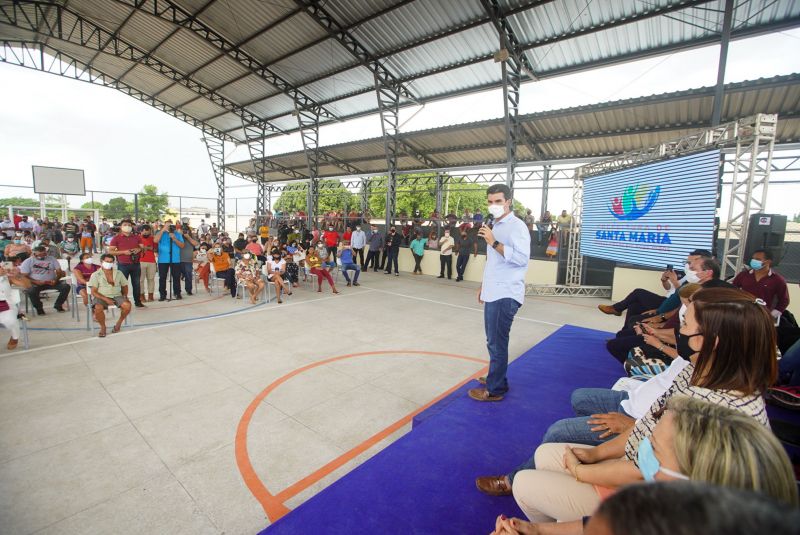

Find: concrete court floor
<box><xmin>0</xmin><ymin>270</ymin><xmax>622</xmax><ymax>534</ymax></box>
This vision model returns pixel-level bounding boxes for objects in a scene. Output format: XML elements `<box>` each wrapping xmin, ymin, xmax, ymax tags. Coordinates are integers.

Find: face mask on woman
<box><xmin>200</xmin><ymin>248</ymin><xmax>207</xmax><ymax>254</ymax></box>
<box><xmin>676</xmin><ymin>331</ymin><xmax>702</xmax><ymax>359</ymax></box>
<box><xmin>214</xmin><ymin>247</ymin><xmax>221</xmax><ymax>254</ymax></box>
<box><xmin>243</xmin><ymin>253</ymin><xmax>251</xmax><ymax>260</ymax></box>
<box><xmin>82</xmin><ymin>258</ymin><xmax>93</xmax><ymax>266</ymax></box>
<box><xmin>637</xmin><ymin>437</ymin><xmax>689</xmax><ymax>482</ymax></box>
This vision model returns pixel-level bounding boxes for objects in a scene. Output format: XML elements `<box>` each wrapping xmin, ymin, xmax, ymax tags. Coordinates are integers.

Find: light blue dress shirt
<box><xmin>480</xmin><ymin>212</ymin><xmax>531</xmax><ymax>305</ymax></box>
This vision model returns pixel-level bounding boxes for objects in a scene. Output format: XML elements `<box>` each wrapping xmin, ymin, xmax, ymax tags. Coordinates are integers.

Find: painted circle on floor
<box><xmin>234</xmin><ymin>350</ymin><xmax>487</xmax><ymax>522</ymax></box>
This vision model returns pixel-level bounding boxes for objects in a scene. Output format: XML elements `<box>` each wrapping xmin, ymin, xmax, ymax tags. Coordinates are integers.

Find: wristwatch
<box><xmin>492</xmin><ymin>240</ymin><xmax>500</xmax><ymax>249</ymax></box>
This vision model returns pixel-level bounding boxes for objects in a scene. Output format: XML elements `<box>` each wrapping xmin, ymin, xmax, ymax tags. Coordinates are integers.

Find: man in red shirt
<box><xmin>732</xmin><ymin>248</ymin><xmax>789</xmax><ymax>320</ymax></box>
<box><xmin>138</xmin><ymin>225</ymin><xmax>157</xmax><ymax>302</ymax></box>
<box><xmin>342</xmin><ymin>226</ymin><xmax>353</xmax><ymax>243</ymax></box>
<box><xmin>108</xmin><ymin>219</ymin><xmax>146</xmax><ymax>308</ymax></box>
<box><xmin>323</xmin><ymin>225</ymin><xmax>339</xmax><ymax>261</ymax></box>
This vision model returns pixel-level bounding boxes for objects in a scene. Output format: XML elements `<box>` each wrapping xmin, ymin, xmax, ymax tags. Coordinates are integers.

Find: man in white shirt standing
<box><xmin>469</xmin><ymin>184</ymin><xmax>530</xmax><ymax>402</ymax></box>
<box><xmin>437</xmin><ymin>229</ymin><xmax>455</xmax><ymax>279</ymax></box>
<box><xmin>350</xmin><ymin>224</ymin><xmax>367</xmax><ymax>270</ymax></box>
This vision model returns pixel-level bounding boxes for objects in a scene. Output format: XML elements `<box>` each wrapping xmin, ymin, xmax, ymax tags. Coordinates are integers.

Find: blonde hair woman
<box><xmin>492</xmin><ymin>396</ymin><xmax>796</xmax><ymax>534</ymax></box>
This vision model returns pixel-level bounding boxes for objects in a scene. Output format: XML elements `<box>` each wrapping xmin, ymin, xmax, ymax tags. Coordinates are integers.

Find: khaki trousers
<box><xmin>140</xmin><ymin>262</ymin><xmax>157</xmax><ymax>295</ymax></box>
<box><xmin>512</xmin><ymin>442</ymin><xmax>601</xmax><ymax>523</ymax></box>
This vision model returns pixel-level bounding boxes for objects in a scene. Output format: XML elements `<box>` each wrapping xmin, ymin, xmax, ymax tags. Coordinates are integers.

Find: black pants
<box><xmin>606</xmin><ymin>329</ymin><xmax>645</xmax><ymax>363</ymax></box>
<box><xmin>180</xmin><ymin>262</ymin><xmax>194</xmax><ymax>293</ymax></box>
<box><xmin>614</xmin><ymin>288</ymin><xmax>665</xmax><ymax>327</ymax></box>
<box><xmin>412</xmin><ymin>253</ymin><xmax>423</xmax><ymax>273</ymax></box>
<box><xmin>384</xmin><ymin>249</ymin><xmax>399</xmax><ymax>274</ymax></box>
<box><xmin>456</xmin><ymin>254</ymin><xmax>470</xmax><ymax>279</ymax></box>
<box><xmin>326</xmin><ymin>246</ymin><xmax>337</xmax><ymax>262</ymax></box>
<box><xmin>117</xmin><ymin>262</ymin><xmax>143</xmax><ymax>305</ymax></box>
<box><xmin>380</xmin><ymin>249</ymin><xmax>388</xmax><ymax>270</ymax></box>
<box><xmin>215</xmin><ymin>268</ymin><xmax>236</xmax><ymax>297</ymax></box>
<box><xmin>439</xmin><ymin>255</ymin><xmax>453</xmax><ymax>279</ymax></box>
<box><xmin>27</xmin><ymin>281</ymin><xmax>71</xmax><ymax>311</ymax></box>
<box><xmin>353</xmin><ymin>247</ymin><xmax>365</xmax><ymax>268</ymax></box>
<box><xmin>366</xmin><ymin>249</ymin><xmax>381</xmax><ymax>271</ymax></box>
<box><xmin>158</xmin><ymin>262</ymin><xmax>181</xmax><ymax>299</ymax></box>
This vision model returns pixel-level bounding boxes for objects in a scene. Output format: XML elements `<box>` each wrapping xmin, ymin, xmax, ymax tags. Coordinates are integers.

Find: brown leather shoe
<box><xmin>598</xmin><ymin>304</ymin><xmax>621</xmax><ymax>316</ymax></box>
<box><xmin>468</xmin><ymin>387</ymin><xmax>504</xmax><ymax>402</ymax></box>
<box><xmin>7</xmin><ymin>337</ymin><xmax>18</xmax><ymax>350</ymax></box>
<box><xmin>475</xmin><ymin>475</ymin><xmax>512</xmax><ymax>496</ymax></box>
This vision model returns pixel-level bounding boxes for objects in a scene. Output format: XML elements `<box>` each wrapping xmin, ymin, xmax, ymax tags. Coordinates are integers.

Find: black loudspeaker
<box><xmin>745</xmin><ymin>213</ymin><xmax>787</xmax><ymax>265</ymax></box>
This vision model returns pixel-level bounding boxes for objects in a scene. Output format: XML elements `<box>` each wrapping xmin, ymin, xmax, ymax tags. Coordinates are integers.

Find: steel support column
<box><xmin>296</xmin><ymin>105</ymin><xmax>321</xmax><ymax>228</ymax></box>
<box><xmin>501</xmin><ymin>57</ymin><xmax>521</xmax><ymax>191</ymax></box>
<box><xmin>435</xmin><ymin>172</ymin><xmax>444</xmax><ymax>216</ymax></box>
<box><xmin>721</xmin><ymin>114</ymin><xmax>776</xmax><ymax>278</ymax></box>
<box><xmin>202</xmin><ymin>136</ymin><xmax>225</xmax><ymax>231</ymax></box>
<box><xmin>565</xmin><ymin>169</ymin><xmax>584</xmax><ymax>286</ymax></box>
<box><xmin>241</xmin><ymin>121</ymin><xmax>269</xmax><ymax>228</ymax></box>
<box><xmin>711</xmin><ymin>0</ymin><xmax>734</xmax><ymax>126</ymax></box>
<box><xmin>540</xmin><ymin>164</ymin><xmax>551</xmax><ymax>216</ymax></box>
<box><xmin>360</xmin><ymin>177</ymin><xmax>369</xmax><ymax>217</ymax></box>
<box><xmin>482</xmin><ymin>0</ymin><xmax>531</xmax><ymax>192</ymax></box>
<box><xmin>375</xmin><ymin>74</ymin><xmax>401</xmax><ymax>228</ymax></box>
<box><xmin>256</xmin><ymin>180</ymin><xmax>267</xmax><ymax>227</ymax></box>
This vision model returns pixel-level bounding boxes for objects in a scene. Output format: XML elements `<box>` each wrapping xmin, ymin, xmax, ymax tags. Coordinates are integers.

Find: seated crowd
<box><xmin>0</xmin><ymin>214</ymin><xmax>415</xmax><ymax>347</ymax></box>
<box><xmin>475</xmin><ymin>247</ymin><xmax>799</xmax><ymax>534</ymax></box>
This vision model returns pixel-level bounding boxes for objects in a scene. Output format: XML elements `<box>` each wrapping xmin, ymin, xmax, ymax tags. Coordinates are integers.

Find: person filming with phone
<box><xmin>154</xmin><ymin>219</ymin><xmax>185</xmax><ymax>301</ymax></box>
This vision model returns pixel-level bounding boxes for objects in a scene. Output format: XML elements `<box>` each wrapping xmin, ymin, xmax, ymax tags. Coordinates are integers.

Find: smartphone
<box><xmin>666</xmin><ymin>264</ymin><xmax>673</xmax><ymax>271</ymax></box>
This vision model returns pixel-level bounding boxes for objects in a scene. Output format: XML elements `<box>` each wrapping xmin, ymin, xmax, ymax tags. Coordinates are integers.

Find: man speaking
<box><xmin>469</xmin><ymin>184</ymin><xmax>530</xmax><ymax>402</ymax></box>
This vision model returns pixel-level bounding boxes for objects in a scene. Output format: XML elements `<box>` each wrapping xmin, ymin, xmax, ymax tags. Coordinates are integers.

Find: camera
<box><xmin>169</xmin><ymin>225</ymin><xmax>176</xmax><ymax>233</ymax></box>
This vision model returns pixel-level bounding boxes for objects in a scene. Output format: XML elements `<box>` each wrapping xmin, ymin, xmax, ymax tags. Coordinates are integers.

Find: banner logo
<box><xmin>608</xmin><ymin>184</ymin><xmax>661</xmax><ymax>221</ymax></box>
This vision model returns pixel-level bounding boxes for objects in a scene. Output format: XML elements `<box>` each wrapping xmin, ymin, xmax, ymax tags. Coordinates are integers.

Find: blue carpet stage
<box><xmin>263</xmin><ymin>325</ymin><xmax>622</xmax><ymax>534</ymax></box>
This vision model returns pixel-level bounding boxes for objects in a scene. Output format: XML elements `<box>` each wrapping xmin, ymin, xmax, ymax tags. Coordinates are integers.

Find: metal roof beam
<box><xmin>294</xmin><ymin>0</ymin><xmax>417</xmax><ymax>103</ymax></box>
<box><xmin>116</xmin><ymin>0</ymin><xmax>337</xmax><ymax>120</ymax></box>
<box><xmin>0</xmin><ymin>39</ymin><xmax>237</xmax><ymax>142</ymax></box>
<box><xmin>480</xmin><ymin>0</ymin><xmax>537</xmax><ymax>79</ymax></box>
<box><xmin>0</xmin><ymin>1</ymin><xmax>285</xmax><ymax>136</ymax></box>
<box><xmin>397</xmin><ymin>139</ymin><xmax>443</xmax><ymax>170</ymax></box>
<box><xmin>201</xmin><ymin>135</ymin><xmax>226</xmax><ymax>231</ymax></box>
<box><xmin>218</xmin><ymin>13</ymin><xmax>799</xmax><ymax>140</ymax></box>
<box><xmin>318</xmin><ymin>151</ymin><xmax>365</xmax><ymax>176</ymax></box>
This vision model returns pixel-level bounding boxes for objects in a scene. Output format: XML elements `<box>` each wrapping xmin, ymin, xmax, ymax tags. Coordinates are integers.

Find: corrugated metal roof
<box><xmin>224</xmin><ymin>74</ymin><xmax>800</xmax><ymax>179</ymax></box>
<box><xmin>2</xmin><ymin>0</ymin><xmax>799</xmax><ymax>151</ymax></box>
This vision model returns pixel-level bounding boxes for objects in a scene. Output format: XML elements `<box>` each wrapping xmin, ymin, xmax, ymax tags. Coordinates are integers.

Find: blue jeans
<box><xmin>507</xmin><ymin>388</ymin><xmax>629</xmax><ymax>482</ymax></box>
<box><xmin>484</xmin><ymin>298</ymin><xmax>521</xmax><ymax>396</ymax></box>
<box><xmin>341</xmin><ymin>263</ymin><xmax>360</xmax><ymax>283</ymax></box>
<box><xmin>780</xmin><ymin>338</ymin><xmax>800</xmax><ymax>386</ymax></box>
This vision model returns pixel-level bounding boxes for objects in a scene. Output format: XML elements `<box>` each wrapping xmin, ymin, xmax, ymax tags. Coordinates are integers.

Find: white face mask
<box><xmin>243</xmin><ymin>254</ymin><xmax>251</xmax><ymax>260</ymax></box>
<box><xmin>214</xmin><ymin>247</ymin><xmax>221</xmax><ymax>254</ymax></box>
<box><xmin>487</xmin><ymin>204</ymin><xmax>505</xmax><ymax>218</ymax></box>
<box><xmin>684</xmin><ymin>269</ymin><xmax>701</xmax><ymax>284</ymax></box>
<box><xmin>82</xmin><ymin>259</ymin><xmax>93</xmax><ymax>266</ymax></box>
<box><xmin>101</xmin><ymin>261</ymin><xmax>114</xmax><ymax>270</ymax></box>
<box><xmin>678</xmin><ymin>303</ymin><xmax>688</xmax><ymax>326</ymax></box>
<box><xmin>121</xmin><ymin>226</ymin><xmax>132</xmax><ymax>233</ymax></box>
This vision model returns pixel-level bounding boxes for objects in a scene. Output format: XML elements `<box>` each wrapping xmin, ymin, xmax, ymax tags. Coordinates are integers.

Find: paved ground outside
<box><xmin>0</xmin><ymin>268</ymin><xmax>621</xmax><ymax>534</ymax></box>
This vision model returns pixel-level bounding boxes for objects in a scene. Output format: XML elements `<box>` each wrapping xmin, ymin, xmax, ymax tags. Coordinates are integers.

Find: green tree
<box><xmin>81</xmin><ymin>201</ymin><xmax>104</xmax><ymax>210</ymax></box>
<box><xmin>137</xmin><ymin>184</ymin><xmax>169</xmax><ymax>221</ymax></box>
<box><xmin>274</xmin><ymin>179</ymin><xmax>355</xmax><ymax>213</ymax></box>
<box><xmin>104</xmin><ymin>197</ymin><xmax>133</xmax><ymax>220</ymax></box>
<box><xmin>366</xmin><ymin>174</ymin><xmax>527</xmax><ymax>218</ymax></box>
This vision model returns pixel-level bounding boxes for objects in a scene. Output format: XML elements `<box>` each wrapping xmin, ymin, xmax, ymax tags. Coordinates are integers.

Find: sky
<box><xmin>1</xmin><ymin>28</ymin><xmax>799</xmax><ymax>220</ymax></box>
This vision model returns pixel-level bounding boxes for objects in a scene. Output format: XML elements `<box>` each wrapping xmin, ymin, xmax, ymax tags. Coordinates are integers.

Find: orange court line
<box><xmin>235</xmin><ymin>350</ymin><xmax>488</xmax><ymax>523</ymax></box>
